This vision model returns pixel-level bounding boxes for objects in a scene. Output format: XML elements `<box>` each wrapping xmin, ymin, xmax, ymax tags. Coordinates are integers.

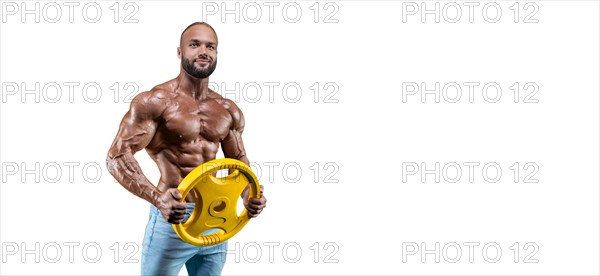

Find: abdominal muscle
<box><xmin>148</xmin><ymin>140</ymin><xmax>220</xmax><ymax>203</ymax></box>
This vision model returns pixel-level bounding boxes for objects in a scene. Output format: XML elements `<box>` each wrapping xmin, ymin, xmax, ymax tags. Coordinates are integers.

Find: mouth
<box><xmin>195</xmin><ymin>59</ymin><xmax>210</xmax><ymax>66</ymax></box>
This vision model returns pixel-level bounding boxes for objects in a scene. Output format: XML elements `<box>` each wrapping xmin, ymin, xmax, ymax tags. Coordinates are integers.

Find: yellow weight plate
<box><xmin>173</xmin><ymin>158</ymin><xmax>260</xmax><ymax>246</ymax></box>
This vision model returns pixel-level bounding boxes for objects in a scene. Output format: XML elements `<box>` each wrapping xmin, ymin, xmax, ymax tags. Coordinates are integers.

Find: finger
<box><xmin>248</xmin><ymin>198</ymin><xmax>266</xmax><ymax>206</ymax></box>
<box><xmin>246</xmin><ymin>205</ymin><xmax>259</xmax><ymax>212</ymax></box>
<box><xmin>248</xmin><ymin>208</ymin><xmax>263</xmax><ymax>218</ymax></box>
<box><xmin>171</xmin><ymin>208</ymin><xmax>186</xmax><ymax>215</ymax></box>
<box><xmin>169</xmin><ymin>213</ymin><xmax>185</xmax><ymax>223</ymax></box>
<box><xmin>172</xmin><ymin>201</ymin><xmax>187</xmax><ymax>210</ymax></box>
<box><xmin>169</xmin><ymin>188</ymin><xmax>183</xmax><ymax>200</ymax></box>
<box><xmin>168</xmin><ymin>218</ymin><xmax>184</xmax><ymax>224</ymax></box>
<box><xmin>165</xmin><ymin>214</ymin><xmax>183</xmax><ymax>223</ymax></box>
<box><xmin>246</xmin><ymin>207</ymin><xmax>265</xmax><ymax>217</ymax></box>
<box><xmin>247</xmin><ymin>201</ymin><xmax>262</xmax><ymax>210</ymax></box>
<box><xmin>246</xmin><ymin>206</ymin><xmax>260</xmax><ymax>215</ymax></box>
<box><xmin>170</xmin><ymin>217</ymin><xmax>184</xmax><ymax>223</ymax></box>
<box><xmin>247</xmin><ymin>204</ymin><xmax>265</xmax><ymax>213</ymax></box>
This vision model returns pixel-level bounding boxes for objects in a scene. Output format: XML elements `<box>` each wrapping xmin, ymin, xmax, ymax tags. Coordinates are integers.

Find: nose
<box><xmin>198</xmin><ymin>45</ymin><xmax>208</xmax><ymax>56</ymax></box>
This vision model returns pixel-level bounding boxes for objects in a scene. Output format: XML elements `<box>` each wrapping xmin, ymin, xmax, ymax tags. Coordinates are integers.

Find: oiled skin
<box><xmin>106</xmin><ymin>24</ymin><xmax>266</xmax><ymax>224</ymax></box>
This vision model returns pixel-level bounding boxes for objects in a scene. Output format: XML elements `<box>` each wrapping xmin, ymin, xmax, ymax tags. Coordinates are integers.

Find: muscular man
<box><xmin>106</xmin><ymin>22</ymin><xmax>267</xmax><ymax>275</ymax></box>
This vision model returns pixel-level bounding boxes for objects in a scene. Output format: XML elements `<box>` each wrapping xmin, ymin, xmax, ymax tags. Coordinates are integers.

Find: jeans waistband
<box><xmin>150</xmin><ymin>203</ymin><xmax>196</xmax><ymax>215</ymax></box>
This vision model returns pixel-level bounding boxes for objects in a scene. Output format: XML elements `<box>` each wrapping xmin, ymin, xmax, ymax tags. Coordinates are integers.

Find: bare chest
<box><xmin>159</xmin><ymin>100</ymin><xmax>232</xmax><ymax>143</ymax></box>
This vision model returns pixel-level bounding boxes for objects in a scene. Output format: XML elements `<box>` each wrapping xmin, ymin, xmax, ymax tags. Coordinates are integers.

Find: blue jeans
<box><xmin>141</xmin><ymin>203</ymin><xmax>227</xmax><ymax>276</ymax></box>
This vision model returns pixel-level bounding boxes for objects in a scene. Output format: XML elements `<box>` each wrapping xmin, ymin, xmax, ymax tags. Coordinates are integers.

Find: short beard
<box><xmin>182</xmin><ymin>57</ymin><xmax>217</xmax><ymax>79</ymax></box>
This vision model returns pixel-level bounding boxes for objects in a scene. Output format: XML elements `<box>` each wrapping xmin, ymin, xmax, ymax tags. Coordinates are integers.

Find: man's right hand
<box><xmin>155</xmin><ymin>188</ymin><xmax>187</xmax><ymax>224</ymax></box>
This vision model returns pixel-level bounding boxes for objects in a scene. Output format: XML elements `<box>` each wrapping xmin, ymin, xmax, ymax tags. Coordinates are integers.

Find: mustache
<box><xmin>195</xmin><ymin>55</ymin><xmax>212</xmax><ymax>62</ymax></box>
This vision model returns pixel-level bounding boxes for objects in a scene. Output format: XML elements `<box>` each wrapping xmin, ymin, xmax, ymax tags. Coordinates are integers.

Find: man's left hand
<box><xmin>244</xmin><ymin>185</ymin><xmax>267</xmax><ymax>218</ymax></box>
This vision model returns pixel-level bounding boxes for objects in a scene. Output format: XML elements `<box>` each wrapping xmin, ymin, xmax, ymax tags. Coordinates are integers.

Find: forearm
<box><xmin>231</xmin><ymin>155</ymin><xmax>249</xmax><ymax>199</ymax></box>
<box><xmin>228</xmin><ymin>148</ymin><xmax>248</xmax><ymax>166</ymax></box>
<box><xmin>106</xmin><ymin>152</ymin><xmax>160</xmax><ymax>206</ymax></box>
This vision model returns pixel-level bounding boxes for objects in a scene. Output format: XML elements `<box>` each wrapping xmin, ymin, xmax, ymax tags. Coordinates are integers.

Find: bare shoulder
<box><xmin>209</xmin><ymin>90</ymin><xmax>242</xmax><ymax>113</ymax></box>
<box><xmin>130</xmin><ymin>85</ymin><xmax>172</xmax><ymax>119</ymax></box>
<box><xmin>209</xmin><ymin>90</ymin><xmax>245</xmax><ymax>128</ymax></box>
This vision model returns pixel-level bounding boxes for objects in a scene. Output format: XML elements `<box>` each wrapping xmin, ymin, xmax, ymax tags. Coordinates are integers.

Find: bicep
<box><xmin>108</xmin><ymin>94</ymin><xmax>160</xmax><ymax>158</ymax></box>
<box><xmin>221</xmin><ymin>101</ymin><xmax>248</xmax><ymax>163</ymax></box>
<box><xmin>222</xmin><ymin>128</ymin><xmax>246</xmax><ymax>160</ymax></box>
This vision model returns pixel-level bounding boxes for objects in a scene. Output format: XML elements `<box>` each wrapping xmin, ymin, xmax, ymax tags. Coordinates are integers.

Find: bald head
<box><xmin>180</xmin><ymin>22</ymin><xmax>218</xmax><ymax>46</ymax></box>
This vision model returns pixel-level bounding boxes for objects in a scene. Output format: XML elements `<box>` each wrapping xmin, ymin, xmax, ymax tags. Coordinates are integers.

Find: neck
<box><xmin>176</xmin><ymin>68</ymin><xmax>210</xmax><ymax>100</ymax></box>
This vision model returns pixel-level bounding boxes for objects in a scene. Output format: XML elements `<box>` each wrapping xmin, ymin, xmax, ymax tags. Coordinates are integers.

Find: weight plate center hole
<box><xmin>213</xmin><ymin>200</ymin><xmax>227</xmax><ymax>212</ymax></box>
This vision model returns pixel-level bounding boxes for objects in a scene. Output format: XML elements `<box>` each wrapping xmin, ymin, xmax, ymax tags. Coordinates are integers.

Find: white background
<box><xmin>1</xmin><ymin>1</ymin><xmax>598</xmax><ymax>275</ymax></box>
